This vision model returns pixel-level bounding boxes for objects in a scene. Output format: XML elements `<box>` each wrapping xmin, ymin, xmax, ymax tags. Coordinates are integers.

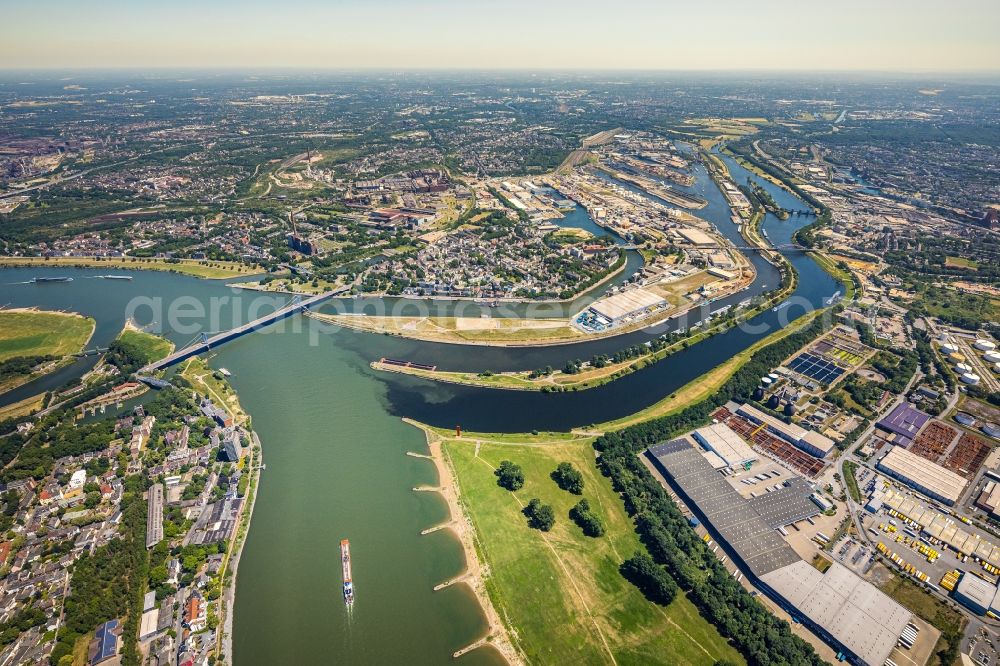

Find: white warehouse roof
<box><xmin>760</xmin><ymin>561</ymin><xmax>912</xmax><ymax>666</ymax></box>
<box><xmin>693</xmin><ymin>423</ymin><xmax>757</xmax><ymax>468</ymax></box>
<box><xmin>878</xmin><ymin>446</ymin><xmax>968</xmax><ymax>505</ymax></box>
<box><xmin>588</xmin><ymin>287</ymin><xmax>666</xmax><ymax>322</ymax></box>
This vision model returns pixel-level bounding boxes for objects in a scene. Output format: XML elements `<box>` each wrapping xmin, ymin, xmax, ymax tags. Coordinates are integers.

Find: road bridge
<box><xmin>139</xmin><ymin>290</ymin><xmax>336</xmax><ymax>373</ymax></box>
<box><xmin>622</xmin><ymin>243</ymin><xmax>815</xmax><ymax>253</ymax></box>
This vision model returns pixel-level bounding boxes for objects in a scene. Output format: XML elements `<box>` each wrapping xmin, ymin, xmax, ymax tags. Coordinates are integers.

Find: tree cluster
<box><xmin>551</xmin><ymin>461</ymin><xmax>584</xmax><ymax>495</ymax></box>
<box><xmin>494</xmin><ymin>460</ymin><xmax>524</xmax><ymax>491</ymax></box>
<box><xmin>569</xmin><ymin>499</ymin><xmax>604</xmax><ymax>537</ymax></box>
<box><xmin>523</xmin><ymin>498</ymin><xmax>555</xmax><ymax>531</ymax></box>
<box><xmin>620</xmin><ymin>552</ymin><xmax>677</xmax><ymax>606</ymax></box>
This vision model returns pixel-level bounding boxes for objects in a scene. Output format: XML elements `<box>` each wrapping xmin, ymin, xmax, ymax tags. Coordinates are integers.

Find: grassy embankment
<box><xmin>810</xmin><ymin>250</ymin><xmax>861</xmax><ymax>301</ymax></box>
<box><xmin>116</xmin><ymin>327</ymin><xmax>174</xmax><ymax>364</ymax></box>
<box><xmin>178</xmin><ymin>357</ymin><xmax>247</xmax><ymax>424</ymax></box>
<box><xmin>427</xmin><ymin>425</ymin><xmax>745</xmax><ymax>665</ymax></box>
<box><xmin>0</xmin><ymin>256</ymin><xmax>260</xmax><ymax>279</ymax></box>
<box><xmin>587</xmin><ymin>307</ymin><xmax>824</xmax><ymax>432</ymax></box>
<box><xmin>0</xmin><ymin>394</ymin><xmax>46</xmax><ymax>421</ymax></box>
<box><xmin>0</xmin><ymin>309</ymin><xmax>95</xmax><ymax>394</ymax></box>
<box><xmin>0</xmin><ymin>310</ymin><xmax>95</xmax><ymax>362</ymax></box>
<box><xmin>842</xmin><ymin>460</ymin><xmax>862</xmax><ymax>503</ymax></box>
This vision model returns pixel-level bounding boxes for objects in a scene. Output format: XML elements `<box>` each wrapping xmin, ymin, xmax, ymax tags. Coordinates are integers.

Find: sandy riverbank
<box><xmin>403</xmin><ymin>418</ymin><xmax>524</xmax><ymax>665</ymax></box>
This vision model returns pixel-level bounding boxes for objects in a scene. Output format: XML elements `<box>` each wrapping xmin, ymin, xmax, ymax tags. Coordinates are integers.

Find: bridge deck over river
<box><xmin>140</xmin><ymin>290</ymin><xmax>336</xmax><ymax>373</ymax></box>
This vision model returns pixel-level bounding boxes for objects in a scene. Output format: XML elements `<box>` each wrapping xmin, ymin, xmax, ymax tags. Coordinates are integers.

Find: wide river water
<box><xmin>0</xmin><ymin>148</ymin><xmax>838</xmax><ymax>664</ymax></box>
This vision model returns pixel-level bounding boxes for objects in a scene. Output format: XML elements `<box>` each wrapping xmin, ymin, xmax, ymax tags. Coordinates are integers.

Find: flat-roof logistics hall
<box><xmin>747</xmin><ymin>477</ymin><xmax>823</xmax><ymax>528</ymax></box>
<box><xmin>647</xmin><ymin>438</ymin><xmax>913</xmax><ymax>666</ymax></box>
<box><xmin>877</xmin><ymin>446</ymin><xmax>968</xmax><ymax>506</ymax></box>
<box><xmin>692</xmin><ymin>423</ymin><xmax>757</xmax><ymax>469</ymax></box>
<box><xmin>759</xmin><ymin>561</ymin><xmax>913</xmax><ymax>666</ymax></box>
<box><xmin>647</xmin><ymin>438</ymin><xmax>800</xmax><ymax>577</ymax></box>
<box><xmin>587</xmin><ymin>287</ymin><xmax>666</xmax><ymax>323</ymax></box>
<box><xmin>677</xmin><ymin>228</ymin><xmax>716</xmax><ymax>246</ymax></box>
<box><xmin>735</xmin><ymin>403</ymin><xmax>836</xmax><ymax>458</ymax></box>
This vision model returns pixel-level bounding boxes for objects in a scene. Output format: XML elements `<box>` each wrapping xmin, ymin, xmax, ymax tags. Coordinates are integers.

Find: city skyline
<box><xmin>2</xmin><ymin>0</ymin><xmax>999</xmax><ymax>72</ymax></box>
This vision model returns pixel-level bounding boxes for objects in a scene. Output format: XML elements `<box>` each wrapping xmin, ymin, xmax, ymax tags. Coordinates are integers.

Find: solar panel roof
<box><xmin>93</xmin><ymin>619</ymin><xmax>119</xmax><ymax>663</ymax></box>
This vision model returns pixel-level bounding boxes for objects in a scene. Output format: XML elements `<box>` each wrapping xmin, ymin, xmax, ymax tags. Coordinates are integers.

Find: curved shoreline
<box><xmin>403</xmin><ymin>418</ymin><xmax>524</xmax><ymax>666</ymax></box>
<box><xmin>0</xmin><ymin>307</ymin><xmax>96</xmax><ymax>397</ymax></box>
<box><xmin>307</xmin><ymin>263</ymin><xmax>756</xmax><ymax>349</ymax></box>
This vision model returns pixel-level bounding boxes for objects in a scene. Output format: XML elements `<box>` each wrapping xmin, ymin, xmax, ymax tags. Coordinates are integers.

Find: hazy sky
<box><xmin>2</xmin><ymin>0</ymin><xmax>998</xmax><ymax>72</ymax></box>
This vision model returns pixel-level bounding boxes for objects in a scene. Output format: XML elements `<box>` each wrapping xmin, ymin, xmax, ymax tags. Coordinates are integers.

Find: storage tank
<box><xmin>955</xmin><ymin>412</ymin><xmax>977</xmax><ymax>427</ymax></box>
<box><xmin>960</xmin><ymin>372</ymin><xmax>981</xmax><ymax>385</ymax></box>
<box><xmin>984</xmin><ymin>423</ymin><xmax>1000</xmax><ymax>440</ymax></box>
<box><xmin>983</xmin><ymin>351</ymin><xmax>1000</xmax><ymax>364</ymax></box>
<box><xmin>948</xmin><ymin>351</ymin><xmax>966</xmax><ymax>363</ymax></box>
<box><xmin>761</xmin><ymin>376</ymin><xmax>773</xmax><ymax>386</ymax></box>
<box><xmin>784</xmin><ymin>402</ymin><xmax>796</xmax><ymax>417</ymax></box>
<box><xmin>954</xmin><ymin>363</ymin><xmax>972</xmax><ymax>373</ymax></box>
<box><xmin>974</xmin><ymin>339</ymin><xmax>997</xmax><ymax>352</ymax></box>
<box><xmin>768</xmin><ymin>373</ymin><xmax>780</xmax><ymax>381</ymax></box>
<box><xmin>941</xmin><ymin>343</ymin><xmax>959</xmax><ymax>355</ymax></box>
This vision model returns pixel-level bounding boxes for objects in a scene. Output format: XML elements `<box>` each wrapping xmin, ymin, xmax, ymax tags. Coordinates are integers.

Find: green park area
<box><xmin>115</xmin><ymin>328</ymin><xmax>174</xmax><ymax>365</ymax></box>
<box><xmin>439</xmin><ymin>428</ymin><xmax>745</xmax><ymax>665</ymax></box>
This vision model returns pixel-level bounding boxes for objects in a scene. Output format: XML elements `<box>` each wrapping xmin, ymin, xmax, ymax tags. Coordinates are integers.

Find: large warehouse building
<box><xmin>648</xmin><ymin>438</ymin><xmax>912</xmax><ymax>666</ymax></box>
<box><xmin>759</xmin><ymin>561</ymin><xmax>914</xmax><ymax>665</ymax></box>
<box><xmin>736</xmin><ymin>403</ymin><xmax>836</xmax><ymax>458</ymax></box>
<box><xmin>953</xmin><ymin>572</ymin><xmax>998</xmax><ymax>616</ymax></box>
<box><xmin>876</xmin><ymin>446</ymin><xmax>968</xmax><ymax>506</ymax></box>
<box><xmin>692</xmin><ymin>423</ymin><xmax>757</xmax><ymax>469</ymax></box>
<box><xmin>586</xmin><ymin>287</ymin><xmax>667</xmax><ymax>324</ymax></box>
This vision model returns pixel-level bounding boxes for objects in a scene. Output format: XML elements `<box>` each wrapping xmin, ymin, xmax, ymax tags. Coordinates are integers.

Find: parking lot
<box><xmin>968</xmin><ymin>622</ymin><xmax>1000</xmax><ymax>666</ymax></box>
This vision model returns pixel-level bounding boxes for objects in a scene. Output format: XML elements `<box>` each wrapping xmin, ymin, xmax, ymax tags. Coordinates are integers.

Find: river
<box><xmin>0</xmin><ymin>146</ymin><xmax>839</xmax><ymax>664</ymax></box>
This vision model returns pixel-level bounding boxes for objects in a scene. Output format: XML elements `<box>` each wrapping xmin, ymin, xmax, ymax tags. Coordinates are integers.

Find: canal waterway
<box><xmin>0</xmin><ymin>146</ymin><xmax>839</xmax><ymax>664</ymax></box>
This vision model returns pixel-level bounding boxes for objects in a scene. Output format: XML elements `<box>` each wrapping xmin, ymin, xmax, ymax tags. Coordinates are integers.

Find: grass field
<box><xmin>0</xmin><ymin>310</ymin><xmax>94</xmax><ymax>362</ymax></box>
<box><xmin>179</xmin><ymin>357</ymin><xmax>247</xmax><ymax>423</ymax></box>
<box><xmin>0</xmin><ymin>256</ymin><xmax>261</xmax><ymax>279</ymax></box>
<box><xmin>117</xmin><ymin>328</ymin><xmax>174</xmax><ymax>364</ymax></box>
<box><xmin>944</xmin><ymin>256</ymin><xmax>979</xmax><ymax>270</ymax></box>
<box><xmin>810</xmin><ymin>251</ymin><xmax>859</xmax><ymax>300</ymax></box>
<box><xmin>440</xmin><ymin>430</ymin><xmax>745</xmax><ymax>665</ymax></box>
<box><xmin>843</xmin><ymin>461</ymin><xmax>862</xmax><ymax>503</ymax></box>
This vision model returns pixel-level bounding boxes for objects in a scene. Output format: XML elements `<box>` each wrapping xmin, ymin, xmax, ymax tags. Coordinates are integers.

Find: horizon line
<box><xmin>1</xmin><ymin>66</ymin><xmax>999</xmax><ymax>77</ymax></box>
